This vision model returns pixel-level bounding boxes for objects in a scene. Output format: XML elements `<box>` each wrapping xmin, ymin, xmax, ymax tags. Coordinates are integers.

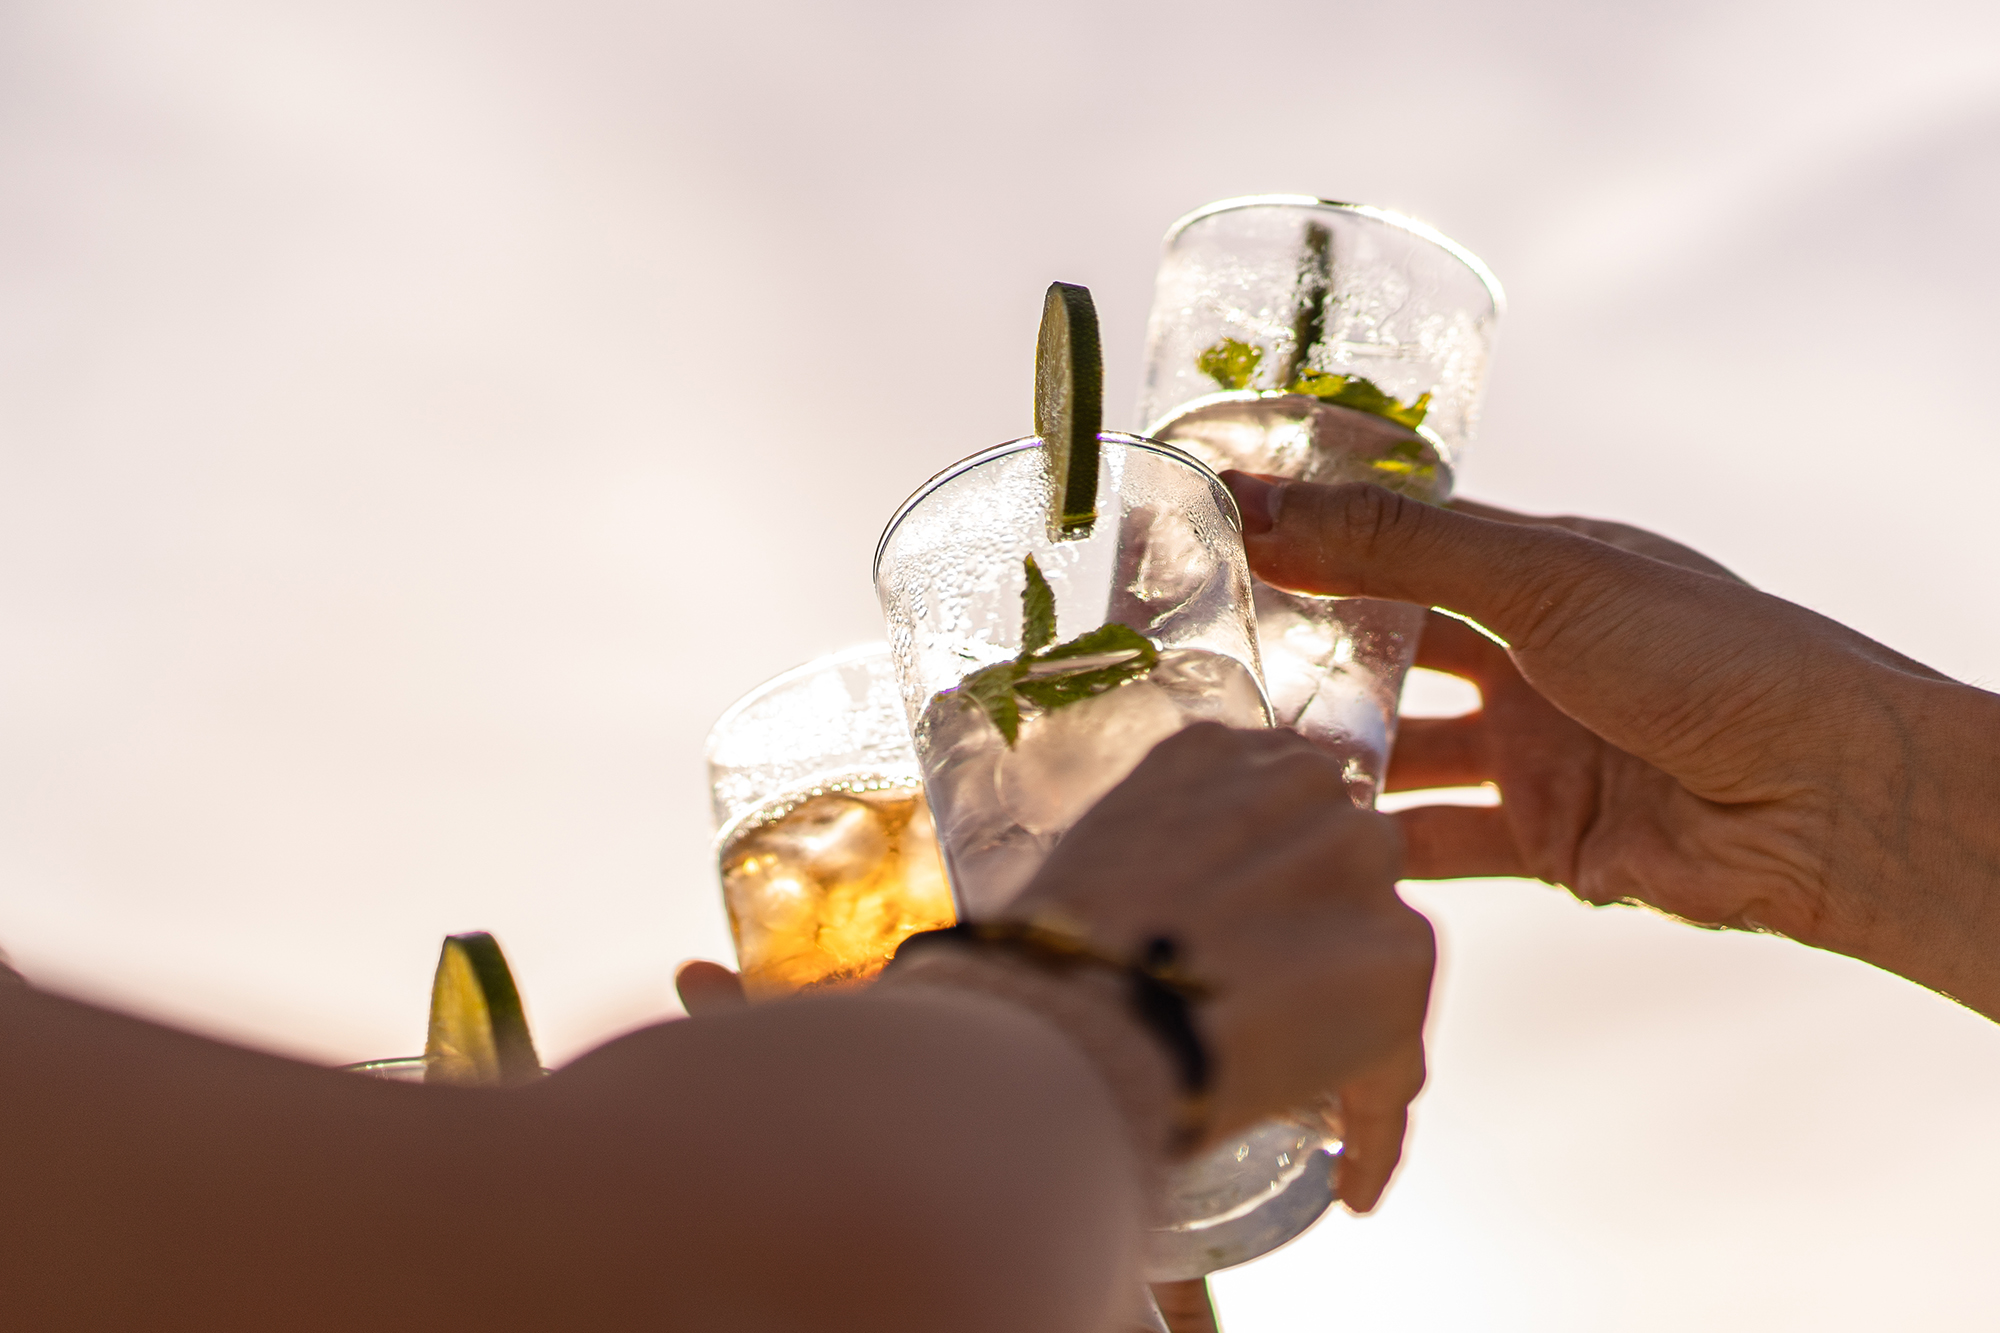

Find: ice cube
<box><xmin>1153</xmin><ymin>648</ymin><xmax>1270</xmax><ymax>728</ymax></box>
<box><xmin>914</xmin><ymin>695</ymin><xmax>1011</xmax><ymax>849</ymax></box>
<box><xmin>947</xmin><ymin>823</ymin><xmax>1058</xmax><ymax>918</ymax></box>
<box><xmin>1293</xmin><ymin>667</ymin><xmax>1390</xmax><ymax>793</ymax></box>
<box><xmin>722</xmin><ymin>847</ymin><xmax>817</xmax><ymax>962</ymax></box>
<box><xmin>756</xmin><ymin>794</ymin><xmax>890</xmax><ymax>888</ymax></box>
<box><xmin>1119</xmin><ymin>506</ymin><xmax>1219</xmax><ymax>629</ymax></box>
<box><xmin>996</xmin><ymin>678</ymin><xmax>1185</xmax><ymax>836</ymax></box>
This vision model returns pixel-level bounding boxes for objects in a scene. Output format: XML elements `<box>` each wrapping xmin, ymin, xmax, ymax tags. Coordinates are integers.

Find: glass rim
<box><xmin>712</xmin><ymin>769</ymin><xmax>925</xmax><ymax>853</ymax></box>
<box><xmin>1162</xmin><ymin>195</ymin><xmax>1506</xmax><ymax>318</ymax></box>
<box><xmin>871</xmin><ymin>431</ymin><xmax>1240</xmax><ymax>584</ymax></box>
<box><xmin>704</xmin><ymin>640</ymin><xmax>892</xmax><ymax>761</ymax></box>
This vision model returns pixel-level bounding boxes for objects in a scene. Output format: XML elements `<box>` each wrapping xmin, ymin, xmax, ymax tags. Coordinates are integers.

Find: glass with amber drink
<box><xmin>705</xmin><ymin>643</ymin><xmax>954</xmax><ymax>999</ymax></box>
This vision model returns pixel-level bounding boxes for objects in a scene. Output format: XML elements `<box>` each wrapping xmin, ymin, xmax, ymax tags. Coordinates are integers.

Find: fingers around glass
<box><xmin>1409</xmin><ymin>609</ymin><xmax>1509</xmax><ymax>680</ymax></box>
<box><xmin>1384</xmin><ymin>714</ymin><xmax>1492</xmax><ymax>791</ymax></box>
<box><xmin>1390</xmin><ymin>804</ymin><xmax>1527</xmax><ymax>881</ymax></box>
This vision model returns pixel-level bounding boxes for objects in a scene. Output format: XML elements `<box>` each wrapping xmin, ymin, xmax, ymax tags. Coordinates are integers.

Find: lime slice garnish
<box><xmin>1034</xmin><ymin>281</ymin><xmax>1103</xmax><ymax>539</ymax></box>
<box><xmin>424</xmin><ymin>931</ymin><xmax>542</xmax><ymax>1087</ymax></box>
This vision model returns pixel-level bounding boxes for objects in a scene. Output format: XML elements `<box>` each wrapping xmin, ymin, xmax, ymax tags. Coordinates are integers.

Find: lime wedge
<box><xmin>1034</xmin><ymin>281</ymin><xmax>1103</xmax><ymax>539</ymax></box>
<box><xmin>424</xmin><ymin>931</ymin><xmax>542</xmax><ymax>1087</ymax></box>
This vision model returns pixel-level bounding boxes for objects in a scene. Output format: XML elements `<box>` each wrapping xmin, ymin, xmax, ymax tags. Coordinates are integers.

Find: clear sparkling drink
<box><xmin>1136</xmin><ymin>197</ymin><xmax>1501</xmax><ymax>811</ymax></box>
<box><xmin>718</xmin><ymin>776</ymin><xmax>953</xmax><ymax>1000</ymax></box>
<box><xmin>1153</xmin><ymin>393</ymin><xmax>1453</xmax><ymax>803</ymax></box>
<box><xmin>877</xmin><ymin>432</ymin><xmax>1310</xmax><ymax>1278</ymax></box>
<box><xmin>915</xmin><ymin>647</ymin><xmax>1267</xmax><ymax>916</ymax></box>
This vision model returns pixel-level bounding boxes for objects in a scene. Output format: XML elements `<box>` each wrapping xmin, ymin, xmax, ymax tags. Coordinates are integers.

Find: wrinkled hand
<box><xmin>1007</xmin><ymin>724</ymin><xmax>1435</xmax><ymax>1213</ymax></box>
<box><xmin>1223</xmin><ymin>472</ymin><xmax>2000</xmax><ymax>1017</ymax></box>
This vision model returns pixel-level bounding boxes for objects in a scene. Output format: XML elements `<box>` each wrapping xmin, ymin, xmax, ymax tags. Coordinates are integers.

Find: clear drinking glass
<box><xmin>874</xmin><ymin>433</ymin><xmax>1267</xmax><ymax>918</ymax></box>
<box><xmin>705</xmin><ymin>644</ymin><xmax>955</xmax><ymax>1000</ymax></box>
<box><xmin>1136</xmin><ymin>196</ymin><xmax>1504</xmax><ymax>802</ymax></box>
<box><xmin>875</xmin><ymin>432</ymin><xmax>1339</xmax><ymax>1278</ymax></box>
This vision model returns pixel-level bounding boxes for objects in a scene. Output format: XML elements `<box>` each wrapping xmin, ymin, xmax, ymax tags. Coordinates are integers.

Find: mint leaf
<box><xmin>1019</xmin><ymin>555</ymin><xmax>1056</xmax><ymax>657</ymax></box>
<box><xmin>1012</xmin><ymin>624</ymin><xmax>1158</xmax><ymax>716</ymax></box>
<box><xmin>1287</xmin><ymin>369</ymin><xmax>1430</xmax><ymax>430</ymax></box>
<box><xmin>1036</xmin><ymin>621</ymin><xmax>1158</xmax><ymax>667</ymax></box>
<box><xmin>960</xmin><ymin>659</ymin><xmax>1024</xmax><ymax>746</ymax></box>
<box><xmin>1016</xmin><ymin>659</ymin><xmax>1155</xmax><ymax>711</ymax></box>
<box><xmin>1197</xmin><ymin>337</ymin><xmax>1263</xmax><ymax>392</ymax></box>
<box><xmin>1369</xmin><ymin>437</ymin><xmax>1439</xmax><ymax>488</ymax></box>
<box><xmin>950</xmin><ymin>563</ymin><xmax>1163</xmax><ymax>747</ymax></box>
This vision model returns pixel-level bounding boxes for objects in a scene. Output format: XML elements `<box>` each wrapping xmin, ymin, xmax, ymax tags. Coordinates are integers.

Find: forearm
<box><xmin>1825</xmin><ymin>674</ymin><xmax>2000</xmax><ymax>1017</ymax></box>
<box><xmin>0</xmin><ymin>983</ymin><xmax>1145</xmax><ymax>1332</ymax></box>
<box><xmin>538</xmin><ymin>989</ymin><xmax>1148</xmax><ymax>1332</ymax></box>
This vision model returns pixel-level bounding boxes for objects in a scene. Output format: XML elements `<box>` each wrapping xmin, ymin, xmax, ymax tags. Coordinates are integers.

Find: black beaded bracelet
<box><xmin>890</xmin><ymin>918</ymin><xmax>1214</xmax><ymax>1138</ymax></box>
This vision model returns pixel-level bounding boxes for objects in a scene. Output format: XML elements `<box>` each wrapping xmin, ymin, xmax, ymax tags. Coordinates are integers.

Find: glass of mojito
<box><xmin>874</xmin><ymin>432</ymin><xmax>1268</xmax><ymax>920</ymax></box>
<box><xmin>876</xmin><ymin>431</ymin><xmax>1344</xmax><ymax>1277</ymax></box>
<box><xmin>705</xmin><ymin>644</ymin><xmax>955</xmax><ymax>1000</ymax></box>
<box><xmin>1136</xmin><ymin>196</ymin><xmax>1503</xmax><ymax>803</ymax></box>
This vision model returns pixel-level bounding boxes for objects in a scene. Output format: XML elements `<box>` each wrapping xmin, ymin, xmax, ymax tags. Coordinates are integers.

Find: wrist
<box><xmin>876</xmin><ymin>945</ymin><xmax>1184</xmax><ymax>1194</ymax></box>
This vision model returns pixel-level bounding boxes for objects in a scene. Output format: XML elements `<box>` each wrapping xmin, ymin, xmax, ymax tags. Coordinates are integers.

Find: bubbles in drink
<box><xmin>997</xmin><ymin>679</ymin><xmax>1184</xmax><ymax>835</ymax></box>
<box><xmin>916</xmin><ymin>647</ymin><xmax>1268</xmax><ymax>918</ymax></box>
<box><xmin>718</xmin><ymin>778</ymin><xmax>954</xmax><ymax>999</ymax></box>
<box><xmin>1152</xmin><ymin>392</ymin><xmax>1452</xmax><ymax>800</ymax></box>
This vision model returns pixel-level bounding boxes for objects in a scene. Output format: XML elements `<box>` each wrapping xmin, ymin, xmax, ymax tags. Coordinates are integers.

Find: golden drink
<box><xmin>718</xmin><ymin>777</ymin><xmax>953</xmax><ymax>999</ymax></box>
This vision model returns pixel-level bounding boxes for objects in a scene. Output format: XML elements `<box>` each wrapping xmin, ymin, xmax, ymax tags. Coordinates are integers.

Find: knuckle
<box><xmin>1269</xmin><ymin>482</ymin><xmax>1422</xmax><ymax>599</ymax></box>
<box><xmin>1400</xmin><ymin>1051</ymin><xmax>1429</xmax><ymax>1099</ymax></box>
<box><xmin>1159</xmin><ymin>719</ymin><xmax>1231</xmax><ymax>756</ymax></box>
<box><xmin>1268</xmin><ymin>742</ymin><xmax>1339</xmax><ymax>785</ymax></box>
<box><xmin>1323</xmin><ymin>484</ymin><xmax>1417</xmax><ymax>583</ymax></box>
<box><xmin>1401</xmin><ymin>908</ymin><xmax>1439</xmax><ymax>967</ymax></box>
<box><xmin>1140</xmin><ymin>721</ymin><xmax>1233</xmax><ymax>779</ymax></box>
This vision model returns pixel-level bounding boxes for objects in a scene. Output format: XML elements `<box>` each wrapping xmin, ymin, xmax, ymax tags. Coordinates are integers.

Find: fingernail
<box><xmin>1223</xmin><ymin>471</ymin><xmax>1285</xmax><ymax>536</ymax></box>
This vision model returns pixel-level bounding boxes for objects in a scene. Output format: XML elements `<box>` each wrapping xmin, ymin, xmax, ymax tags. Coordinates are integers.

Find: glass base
<box><xmin>1144</xmin><ymin>1118</ymin><xmax>1342</xmax><ymax>1280</ymax></box>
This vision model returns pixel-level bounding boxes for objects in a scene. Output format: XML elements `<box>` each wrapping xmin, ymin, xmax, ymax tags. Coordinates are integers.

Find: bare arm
<box><xmin>1</xmin><ymin>726</ymin><xmax>1432</xmax><ymax>1331</ymax></box>
<box><xmin>0</xmin><ymin>979</ymin><xmax>1142</xmax><ymax>1333</ymax></box>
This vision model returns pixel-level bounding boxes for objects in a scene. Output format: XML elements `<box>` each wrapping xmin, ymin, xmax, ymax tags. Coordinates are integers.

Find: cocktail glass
<box><xmin>875</xmin><ymin>433</ymin><xmax>1266</xmax><ymax>918</ymax></box>
<box><xmin>1136</xmin><ymin>196</ymin><xmax>1504</xmax><ymax>803</ymax></box>
<box><xmin>875</xmin><ymin>431</ymin><xmax>1341</xmax><ymax>1278</ymax></box>
<box><xmin>705</xmin><ymin>644</ymin><xmax>955</xmax><ymax>1000</ymax></box>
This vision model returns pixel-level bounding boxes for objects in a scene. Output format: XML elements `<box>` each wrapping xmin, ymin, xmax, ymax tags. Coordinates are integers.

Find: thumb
<box><xmin>1222</xmin><ymin>471</ymin><xmax>1681</xmax><ymax>652</ymax></box>
<box><xmin>1219</xmin><ymin>472</ymin><xmax>1849</xmax><ymax>781</ymax></box>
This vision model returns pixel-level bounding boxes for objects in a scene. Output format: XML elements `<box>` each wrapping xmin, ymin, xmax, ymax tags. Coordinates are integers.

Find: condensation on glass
<box><xmin>1136</xmin><ymin>197</ymin><xmax>1503</xmax><ymax>805</ymax></box>
<box><xmin>874</xmin><ymin>431</ymin><xmax>1341</xmax><ymax>1278</ymax></box>
<box><xmin>705</xmin><ymin>646</ymin><xmax>953</xmax><ymax>999</ymax></box>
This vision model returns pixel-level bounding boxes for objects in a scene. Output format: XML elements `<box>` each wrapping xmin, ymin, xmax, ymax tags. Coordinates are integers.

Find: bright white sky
<box><xmin>3</xmin><ymin>2</ymin><xmax>1998</xmax><ymax>1328</ymax></box>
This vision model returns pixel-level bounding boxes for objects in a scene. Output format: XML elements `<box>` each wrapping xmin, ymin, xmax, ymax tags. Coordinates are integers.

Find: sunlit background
<box><xmin>4</xmin><ymin>1</ymin><xmax>1999</xmax><ymax>1327</ymax></box>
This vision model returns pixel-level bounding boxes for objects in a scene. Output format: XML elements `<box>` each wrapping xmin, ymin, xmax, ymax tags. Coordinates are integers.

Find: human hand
<box><xmin>1222</xmin><ymin>472</ymin><xmax>2000</xmax><ymax>1018</ymax></box>
<box><xmin>1006</xmin><ymin>724</ymin><xmax>1435</xmax><ymax>1212</ymax></box>
<box><xmin>674</xmin><ymin>959</ymin><xmax>747</xmax><ymax>1015</ymax></box>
